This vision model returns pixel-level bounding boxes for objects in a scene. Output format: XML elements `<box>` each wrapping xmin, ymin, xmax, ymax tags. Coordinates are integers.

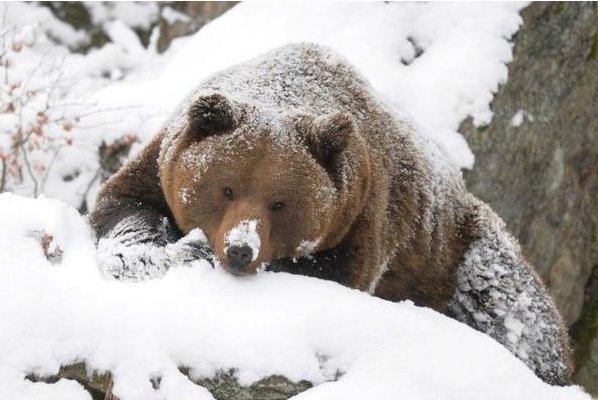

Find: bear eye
<box><xmin>223</xmin><ymin>187</ymin><xmax>234</xmax><ymax>200</ymax></box>
<box><xmin>271</xmin><ymin>202</ymin><xmax>285</xmax><ymax>211</ymax></box>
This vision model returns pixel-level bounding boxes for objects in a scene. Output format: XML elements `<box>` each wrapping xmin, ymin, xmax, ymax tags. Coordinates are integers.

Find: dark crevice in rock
<box><xmin>570</xmin><ymin>263</ymin><xmax>598</xmax><ymax>386</ymax></box>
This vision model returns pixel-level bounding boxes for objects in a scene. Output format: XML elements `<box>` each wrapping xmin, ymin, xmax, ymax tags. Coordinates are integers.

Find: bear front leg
<box><xmin>91</xmin><ymin>133</ymin><xmax>214</xmax><ymax>281</ymax></box>
<box><xmin>95</xmin><ymin>207</ymin><xmax>175</xmax><ymax>281</ymax></box>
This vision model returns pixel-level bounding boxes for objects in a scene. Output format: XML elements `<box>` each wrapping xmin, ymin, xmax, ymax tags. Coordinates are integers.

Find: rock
<box><xmin>39</xmin><ymin>2</ymin><xmax>111</xmax><ymax>53</ymax></box>
<box><xmin>571</xmin><ymin>266</ymin><xmax>598</xmax><ymax>395</ymax></box>
<box><xmin>460</xmin><ymin>2</ymin><xmax>598</xmax><ymax>394</ymax></box>
<box><xmin>26</xmin><ymin>363</ymin><xmax>114</xmax><ymax>400</ymax></box>
<box><xmin>40</xmin><ymin>2</ymin><xmax>237</xmax><ymax>54</ymax></box>
<box><xmin>27</xmin><ymin>363</ymin><xmax>312</xmax><ymax>400</ymax></box>
<box><xmin>183</xmin><ymin>369</ymin><xmax>312</xmax><ymax>400</ymax></box>
<box><xmin>98</xmin><ymin>136</ymin><xmax>138</xmax><ymax>183</ymax></box>
<box><xmin>156</xmin><ymin>2</ymin><xmax>238</xmax><ymax>53</ymax></box>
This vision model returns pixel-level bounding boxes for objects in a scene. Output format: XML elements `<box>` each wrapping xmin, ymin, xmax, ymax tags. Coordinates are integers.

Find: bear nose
<box><xmin>226</xmin><ymin>245</ymin><xmax>253</xmax><ymax>273</ymax></box>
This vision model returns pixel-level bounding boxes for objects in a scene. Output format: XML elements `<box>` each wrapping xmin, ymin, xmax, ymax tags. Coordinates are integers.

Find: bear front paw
<box><xmin>166</xmin><ymin>228</ymin><xmax>215</xmax><ymax>265</ymax></box>
<box><xmin>97</xmin><ymin>238</ymin><xmax>171</xmax><ymax>281</ymax></box>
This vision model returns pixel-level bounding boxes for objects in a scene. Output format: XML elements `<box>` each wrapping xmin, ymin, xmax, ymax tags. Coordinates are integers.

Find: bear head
<box><xmin>160</xmin><ymin>92</ymin><xmax>371</xmax><ymax>276</ymax></box>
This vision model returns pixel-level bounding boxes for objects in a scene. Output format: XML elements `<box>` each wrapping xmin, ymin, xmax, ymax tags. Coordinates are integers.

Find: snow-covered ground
<box><xmin>0</xmin><ymin>193</ymin><xmax>591</xmax><ymax>400</ymax></box>
<box><xmin>3</xmin><ymin>2</ymin><xmax>587</xmax><ymax>400</ymax></box>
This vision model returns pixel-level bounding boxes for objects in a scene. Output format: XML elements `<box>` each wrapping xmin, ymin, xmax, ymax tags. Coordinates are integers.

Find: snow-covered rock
<box><xmin>0</xmin><ymin>193</ymin><xmax>590</xmax><ymax>400</ymax></box>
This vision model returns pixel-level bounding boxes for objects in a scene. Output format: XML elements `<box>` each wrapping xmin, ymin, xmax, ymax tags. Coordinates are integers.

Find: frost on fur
<box><xmin>96</xmin><ymin>214</ymin><xmax>213</xmax><ymax>281</ymax></box>
<box><xmin>447</xmin><ymin>204</ymin><xmax>571</xmax><ymax>386</ymax></box>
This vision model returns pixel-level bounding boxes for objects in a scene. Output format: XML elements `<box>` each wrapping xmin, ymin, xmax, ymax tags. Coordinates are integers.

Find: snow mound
<box><xmin>0</xmin><ymin>194</ymin><xmax>590</xmax><ymax>400</ymax></box>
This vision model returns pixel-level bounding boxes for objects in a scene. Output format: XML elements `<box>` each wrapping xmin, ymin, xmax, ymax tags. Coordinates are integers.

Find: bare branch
<box><xmin>19</xmin><ymin>139</ymin><xmax>38</xmax><ymax>196</ymax></box>
<box><xmin>78</xmin><ymin>166</ymin><xmax>102</xmax><ymax>213</ymax></box>
<box><xmin>40</xmin><ymin>144</ymin><xmax>62</xmax><ymax>192</ymax></box>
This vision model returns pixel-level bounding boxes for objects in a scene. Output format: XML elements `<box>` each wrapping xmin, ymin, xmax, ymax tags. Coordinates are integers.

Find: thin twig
<box><xmin>19</xmin><ymin>139</ymin><xmax>38</xmax><ymax>196</ymax></box>
<box><xmin>79</xmin><ymin>166</ymin><xmax>102</xmax><ymax>213</ymax></box>
<box><xmin>40</xmin><ymin>144</ymin><xmax>62</xmax><ymax>192</ymax></box>
<box><xmin>14</xmin><ymin>93</ymin><xmax>39</xmax><ymax>194</ymax></box>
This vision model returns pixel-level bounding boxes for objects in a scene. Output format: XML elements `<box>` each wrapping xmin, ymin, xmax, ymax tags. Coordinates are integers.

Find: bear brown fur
<box><xmin>90</xmin><ymin>43</ymin><xmax>572</xmax><ymax>385</ymax></box>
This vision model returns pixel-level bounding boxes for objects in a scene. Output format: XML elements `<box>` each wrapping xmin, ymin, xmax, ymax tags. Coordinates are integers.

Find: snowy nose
<box><xmin>226</xmin><ymin>245</ymin><xmax>253</xmax><ymax>272</ymax></box>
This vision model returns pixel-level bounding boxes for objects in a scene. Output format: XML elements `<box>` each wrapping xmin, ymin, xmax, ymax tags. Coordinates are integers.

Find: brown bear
<box><xmin>90</xmin><ymin>43</ymin><xmax>572</xmax><ymax>385</ymax></box>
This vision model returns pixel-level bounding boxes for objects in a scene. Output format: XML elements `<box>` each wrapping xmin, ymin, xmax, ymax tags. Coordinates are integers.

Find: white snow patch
<box><xmin>105</xmin><ymin>20</ymin><xmax>145</xmax><ymax>58</ymax></box>
<box><xmin>85</xmin><ymin>2</ymin><xmax>160</xmax><ymax>31</ymax></box>
<box><xmin>162</xmin><ymin>6</ymin><xmax>192</xmax><ymax>25</ymax></box>
<box><xmin>368</xmin><ymin>259</ymin><xmax>390</xmax><ymax>294</ymax></box>
<box><xmin>0</xmin><ymin>194</ymin><xmax>590</xmax><ymax>400</ymax></box>
<box><xmin>511</xmin><ymin>109</ymin><xmax>525</xmax><ymax>127</ymax></box>
<box><xmin>511</xmin><ymin>109</ymin><xmax>534</xmax><ymax>127</ymax></box>
<box><xmin>179</xmin><ymin>187</ymin><xmax>191</xmax><ymax>205</ymax></box>
<box><xmin>296</xmin><ymin>238</ymin><xmax>321</xmax><ymax>256</ymax></box>
<box><xmin>225</xmin><ymin>219</ymin><xmax>261</xmax><ymax>261</ymax></box>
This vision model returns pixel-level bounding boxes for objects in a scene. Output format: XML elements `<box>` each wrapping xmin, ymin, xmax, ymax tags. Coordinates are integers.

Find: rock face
<box><xmin>157</xmin><ymin>2</ymin><xmax>237</xmax><ymax>53</ymax></box>
<box><xmin>460</xmin><ymin>2</ymin><xmax>598</xmax><ymax>394</ymax></box>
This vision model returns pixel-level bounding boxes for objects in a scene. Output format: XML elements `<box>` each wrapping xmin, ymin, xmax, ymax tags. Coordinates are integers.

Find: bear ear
<box><xmin>302</xmin><ymin>112</ymin><xmax>357</xmax><ymax>171</ymax></box>
<box><xmin>187</xmin><ymin>93</ymin><xmax>238</xmax><ymax>139</ymax></box>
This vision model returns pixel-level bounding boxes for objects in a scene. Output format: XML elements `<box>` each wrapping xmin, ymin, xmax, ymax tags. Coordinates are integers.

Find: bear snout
<box><xmin>219</xmin><ymin>218</ymin><xmax>265</xmax><ymax>276</ymax></box>
<box><xmin>226</xmin><ymin>245</ymin><xmax>253</xmax><ymax>274</ymax></box>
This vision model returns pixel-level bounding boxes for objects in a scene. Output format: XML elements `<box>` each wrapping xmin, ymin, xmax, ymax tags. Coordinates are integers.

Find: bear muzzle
<box><xmin>225</xmin><ymin>245</ymin><xmax>253</xmax><ymax>275</ymax></box>
<box><xmin>219</xmin><ymin>218</ymin><xmax>265</xmax><ymax>276</ymax></box>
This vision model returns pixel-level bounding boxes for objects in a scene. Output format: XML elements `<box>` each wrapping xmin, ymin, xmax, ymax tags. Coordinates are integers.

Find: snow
<box><xmin>85</xmin><ymin>2</ymin><xmax>160</xmax><ymax>31</ymax></box>
<box><xmin>511</xmin><ymin>109</ymin><xmax>526</xmax><ymax>127</ymax></box>
<box><xmin>296</xmin><ymin>238</ymin><xmax>321</xmax><ymax>257</ymax></box>
<box><xmin>0</xmin><ymin>193</ymin><xmax>590</xmax><ymax>400</ymax></box>
<box><xmin>511</xmin><ymin>109</ymin><xmax>534</xmax><ymax>127</ymax></box>
<box><xmin>225</xmin><ymin>219</ymin><xmax>261</xmax><ymax>261</ymax></box>
<box><xmin>368</xmin><ymin>259</ymin><xmax>390</xmax><ymax>295</ymax></box>
<box><xmin>179</xmin><ymin>186</ymin><xmax>191</xmax><ymax>205</ymax></box>
<box><xmin>162</xmin><ymin>6</ymin><xmax>192</xmax><ymax>25</ymax></box>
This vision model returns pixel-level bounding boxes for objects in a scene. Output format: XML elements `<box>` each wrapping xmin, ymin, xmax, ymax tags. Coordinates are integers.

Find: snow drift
<box><xmin>0</xmin><ymin>193</ymin><xmax>590</xmax><ymax>400</ymax></box>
